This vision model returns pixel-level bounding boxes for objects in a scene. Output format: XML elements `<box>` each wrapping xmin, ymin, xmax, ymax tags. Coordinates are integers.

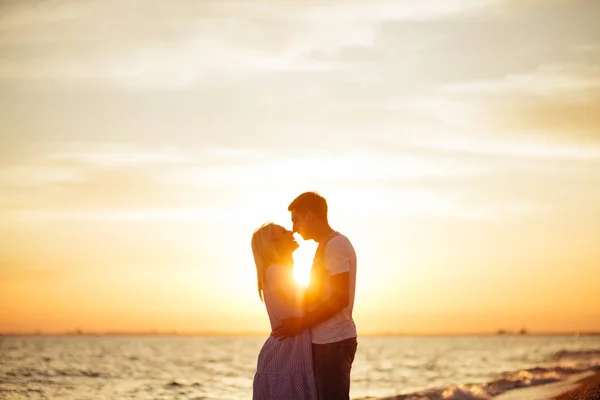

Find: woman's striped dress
<box><xmin>253</xmin><ymin>264</ymin><xmax>318</xmax><ymax>400</ymax></box>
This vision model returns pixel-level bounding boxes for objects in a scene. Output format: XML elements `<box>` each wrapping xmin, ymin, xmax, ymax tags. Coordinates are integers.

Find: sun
<box><xmin>292</xmin><ymin>236</ymin><xmax>318</xmax><ymax>286</ymax></box>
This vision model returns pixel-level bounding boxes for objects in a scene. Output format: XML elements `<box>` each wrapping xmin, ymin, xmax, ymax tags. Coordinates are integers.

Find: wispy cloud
<box><xmin>435</xmin><ymin>60</ymin><xmax>600</xmax><ymax>142</ymax></box>
<box><xmin>1</xmin><ymin>1</ymin><xmax>599</xmax><ymax>220</ymax></box>
<box><xmin>3</xmin><ymin>141</ymin><xmax>593</xmax><ymax>225</ymax></box>
<box><xmin>445</xmin><ymin>63</ymin><xmax>600</xmax><ymax>97</ymax></box>
<box><xmin>0</xmin><ymin>143</ymin><xmax>190</xmax><ymax>187</ymax></box>
<box><xmin>425</xmin><ymin>135</ymin><xmax>600</xmax><ymax>160</ymax></box>
<box><xmin>5</xmin><ymin>208</ymin><xmax>244</xmax><ymax>223</ymax></box>
<box><xmin>0</xmin><ymin>164</ymin><xmax>86</xmax><ymax>187</ymax></box>
<box><xmin>46</xmin><ymin>143</ymin><xmax>191</xmax><ymax>166</ymax></box>
<box><xmin>0</xmin><ymin>0</ymin><xmax>505</xmax><ymax>87</ymax></box>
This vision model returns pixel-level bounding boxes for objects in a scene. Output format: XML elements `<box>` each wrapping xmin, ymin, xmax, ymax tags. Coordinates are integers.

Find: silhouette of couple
<box><xmin>251</xmin><ymin>192</ymin><xmax>358</xmax><ymax>400</ymax></box>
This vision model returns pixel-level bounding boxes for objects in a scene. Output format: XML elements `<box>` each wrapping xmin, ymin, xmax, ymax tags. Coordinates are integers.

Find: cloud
<box><xmin>4</xmin><ymin>187</ymin><xmax>549</xmax><ymax>223</ymax></box>
<box><xmin>296</xmin><ymin>0</ymin><xmax>508</xmax><ymax>25</ymax></box>
<box><xmin>493</xmin><ymin>96</ymin><xmax>600</xmax><ymax>142</ymax></box>
<box><xmin>0</xmin><ymin>164</ymin><xmax>86</xmax><ymax>187</ymax></box>
<box><xmin>445</xmin><ymin>64</ymin><xmax>600</xmax><ymax>97</ymax></box>
<box><xmin>4</xmin><ymin>208</ymin><xmax>243</xmax><ymax>223</ymax></box>
<box><xmin>1</xmin><ymin>143</ymin><xmax>480</xmax><ymax>194</ymax></box>
<box><xmin>441</xmin><ymin>63</ymin><xmax>600</xmax><ymax>142</ymax></box>
<box><xmin>0</xmin><ymin>143</ymin><xmax>191</xmax><ymax>187</ymax></box>
<box><xmin>3</xmin><ymin>141</ymin><xmax>593</xmax><ymax>225</ymax></box>
<box><xmin>425</xmin><ymin>135</ymin><xmax>600</xmax><ymax>160</ymax></box>
<box><xmin>0</xmin><ymin>1</ymin><xmax>87</xmax><ymax>31</ymax></box>
<box><xmin>575</xmin><ymin>43</ymin><xmax>600</xmax><ymax>54</ymax></box>
<box><xmin>157</xmin><ymin>149</ymin><xmax>495</xmax><ymax>188</ymax></box>
<box><xmin>0</xmin><ymin>2</ymin><xmax>341</xmax><ymax>86</ymax></box>
<box><xmin>2</xmin><ymin>0</ymin><xmax>599</xmax><ymax>154</ymax></box>
<box><xmin>46</xmin><ymin>143</ymin><xmax>191</xmax><ymax>166</ymax></box>
<box><xmin>0</xmin><ymin>0</ymin><xmax>506</xmax><ymax>87</ymax></box>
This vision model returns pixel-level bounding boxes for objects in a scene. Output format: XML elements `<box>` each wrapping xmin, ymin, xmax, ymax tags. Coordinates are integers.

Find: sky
<box><xmin>1</xmin><ymin>0</ymin><xmax>599</xmax><ymax>335</ymax></box>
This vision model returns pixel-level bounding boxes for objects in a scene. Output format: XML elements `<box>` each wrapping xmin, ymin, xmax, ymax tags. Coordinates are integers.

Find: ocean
<box><xmin>1</xmin><ymin>334</ymin><xmax>599</xmax><ymax>400</ymax></box>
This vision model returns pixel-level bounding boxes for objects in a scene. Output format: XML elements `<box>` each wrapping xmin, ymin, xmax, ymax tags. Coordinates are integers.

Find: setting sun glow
<box><xmin>293</xmin><ymin>237</ymin><xmax>317</xmax><ymax>287</ymax></box>
<box><xmin>1</xmin><ymin>0</ymin><xmax>600</xmax><ymax>336</ymax></box>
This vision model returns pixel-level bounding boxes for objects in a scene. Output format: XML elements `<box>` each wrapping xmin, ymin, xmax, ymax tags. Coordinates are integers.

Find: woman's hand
<box><xmin>272</xmin><ymin>317</ymin><xmax>305</xmax><ymax>341</ymax></box>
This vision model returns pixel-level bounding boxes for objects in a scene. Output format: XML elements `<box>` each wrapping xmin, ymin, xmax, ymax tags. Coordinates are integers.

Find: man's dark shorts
<box><xmin>312</xmin><ymin>337</ymin><xmax>358</xmax><ymax>400</ymax></box>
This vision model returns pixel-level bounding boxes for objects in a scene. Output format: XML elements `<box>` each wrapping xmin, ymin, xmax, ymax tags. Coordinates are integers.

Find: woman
<box><xmin>251</xmin><ymin>223</ymin><xmax>318</xmax><ymax>400</ymax></box>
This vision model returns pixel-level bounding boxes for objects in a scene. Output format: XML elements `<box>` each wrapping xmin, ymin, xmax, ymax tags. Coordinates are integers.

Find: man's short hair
<box><xmin>288</xmin><ymin>191</ymin><xmax>328</xmax><ymax>221</ymax></box>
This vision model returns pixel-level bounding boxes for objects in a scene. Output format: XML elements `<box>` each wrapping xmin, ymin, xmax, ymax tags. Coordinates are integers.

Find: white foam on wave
<box><xmin>378</xmin><ymin>349</ymin><xmax>600</xmax><ymax>400</ymax></box>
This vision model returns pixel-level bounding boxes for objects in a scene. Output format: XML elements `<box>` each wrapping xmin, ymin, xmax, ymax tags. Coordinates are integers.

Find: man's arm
<box><xmin>272</xmin><ymin>271</ymin><xmax>349</xmax><ymax>340</ymax></box>
<box><xmin>302</xmin><ymin>271</ymin><xmax>349</xmax><ymax>325</ymax></box>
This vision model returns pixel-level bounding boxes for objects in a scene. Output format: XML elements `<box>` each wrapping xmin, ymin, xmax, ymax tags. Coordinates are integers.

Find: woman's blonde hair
<box><xmin>251</xmin><ymin>223</ymin><xmax>281</xmax><ymax>302</ymax></box>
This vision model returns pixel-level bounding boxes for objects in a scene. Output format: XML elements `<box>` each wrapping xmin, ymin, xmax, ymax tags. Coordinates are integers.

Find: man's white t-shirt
<box><xmin>310</xmin><ymin>234</ymin><xmax>357</xmax><ymax>344</ymax></box>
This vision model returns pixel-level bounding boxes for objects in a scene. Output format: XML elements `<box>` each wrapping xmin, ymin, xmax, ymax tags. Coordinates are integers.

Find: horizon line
<box><xmin>2</xmin><ymin>330</ymin><xmax>599</xmax><ymax>337</ymax></box>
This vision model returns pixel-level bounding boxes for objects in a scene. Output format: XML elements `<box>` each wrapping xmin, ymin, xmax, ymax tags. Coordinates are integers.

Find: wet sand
<box><xmin>493</xmin><ymin>372</ymin><xmax>596</xmax><ymax>400</ymax></box>
<box><xmin>552</xmin><ymin>371</ymin><xmax>600</xmax><ymax>400</ymax></box>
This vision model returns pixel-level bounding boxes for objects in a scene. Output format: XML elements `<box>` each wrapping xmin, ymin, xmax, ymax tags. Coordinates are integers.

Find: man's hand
<box><xmin>272</xmin><ymin>317</ymin><xmax>305</xmax><ymax>341</ymax></box>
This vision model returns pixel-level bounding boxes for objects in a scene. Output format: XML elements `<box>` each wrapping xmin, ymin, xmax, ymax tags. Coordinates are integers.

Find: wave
<box><xmin>552</xmin><ymin>349</ymin><xmax>600</xmax><ymax>361</ymax></box>
<box><xmin>375</xmin><ymin>349</ymin><xmax>600</xmax><ymax>400</ymax></box>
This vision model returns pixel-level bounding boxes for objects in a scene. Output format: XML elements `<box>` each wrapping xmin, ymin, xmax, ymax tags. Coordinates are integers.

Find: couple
<box><xmin>251</xmin><ymin>192</ymin><xmax>358</xmax><ymax>400</ymax></box>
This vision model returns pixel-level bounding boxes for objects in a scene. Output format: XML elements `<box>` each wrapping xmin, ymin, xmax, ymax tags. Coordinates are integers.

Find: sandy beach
<box><xmin>493</xmin><ymin>371</ymin><xmax>599</xmax><ymax>400</ymax></box>
<box><xmin>552</xmin><ymin>371</ymin><xmax>600</xmax><ymax>400</ymax></box>
<box><xmin>494</xmin><ymin>371</ymin><xmax>600</xmax><ymax>400</ymax></box>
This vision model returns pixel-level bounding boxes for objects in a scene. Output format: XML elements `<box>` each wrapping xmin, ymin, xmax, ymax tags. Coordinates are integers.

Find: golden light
<box><xmin>292</xmin><ymin>235</ymin><xmax>318</xmax><ymax>286</ymax></box>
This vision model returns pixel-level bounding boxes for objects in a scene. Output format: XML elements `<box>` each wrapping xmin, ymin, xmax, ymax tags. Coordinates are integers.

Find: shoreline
<box><xmin>553</xmin><ymin>371</ymin><xmax>600</xmax><ymax>400</ymax></box>
<box><xmin>368</xmin><ymin>368</ymin><xmax>600</xmax><ymax>400</ymax></box>
<box><xmin>492</xmin><ymin>371</ymin><xmax>598</xmax><ymax>400</ymax></box>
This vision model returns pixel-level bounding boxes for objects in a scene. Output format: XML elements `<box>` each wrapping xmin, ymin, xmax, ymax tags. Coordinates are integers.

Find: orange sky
<box><xmin>1</xmin><ymin>0</ymin><xmax>600</xmax><ymax>334</ymax></box>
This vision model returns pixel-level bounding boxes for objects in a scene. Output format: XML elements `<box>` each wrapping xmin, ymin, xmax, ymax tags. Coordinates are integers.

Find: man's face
<box><xmin>290</xmin><ymin>209</ymin><xmax>313</xmax><ymax>240</ymax></box>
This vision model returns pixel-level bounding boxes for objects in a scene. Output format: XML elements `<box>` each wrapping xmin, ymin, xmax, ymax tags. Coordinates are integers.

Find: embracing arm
<box><xmin>301</xmin><ymin>271</ymin><xmax>349</xmax><ymax>326</ymax></box>
<box><xmin>272</xmin><ymin>272</ymin><xmax>349</xmax><ymax>340</ymax></box>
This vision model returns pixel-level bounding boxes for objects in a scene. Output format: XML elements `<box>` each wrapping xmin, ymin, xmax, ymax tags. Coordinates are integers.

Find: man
<box><xmin>273</xmin><ymin>191</ymin><xmax>358</xmax><ymax>400</ymax></box>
